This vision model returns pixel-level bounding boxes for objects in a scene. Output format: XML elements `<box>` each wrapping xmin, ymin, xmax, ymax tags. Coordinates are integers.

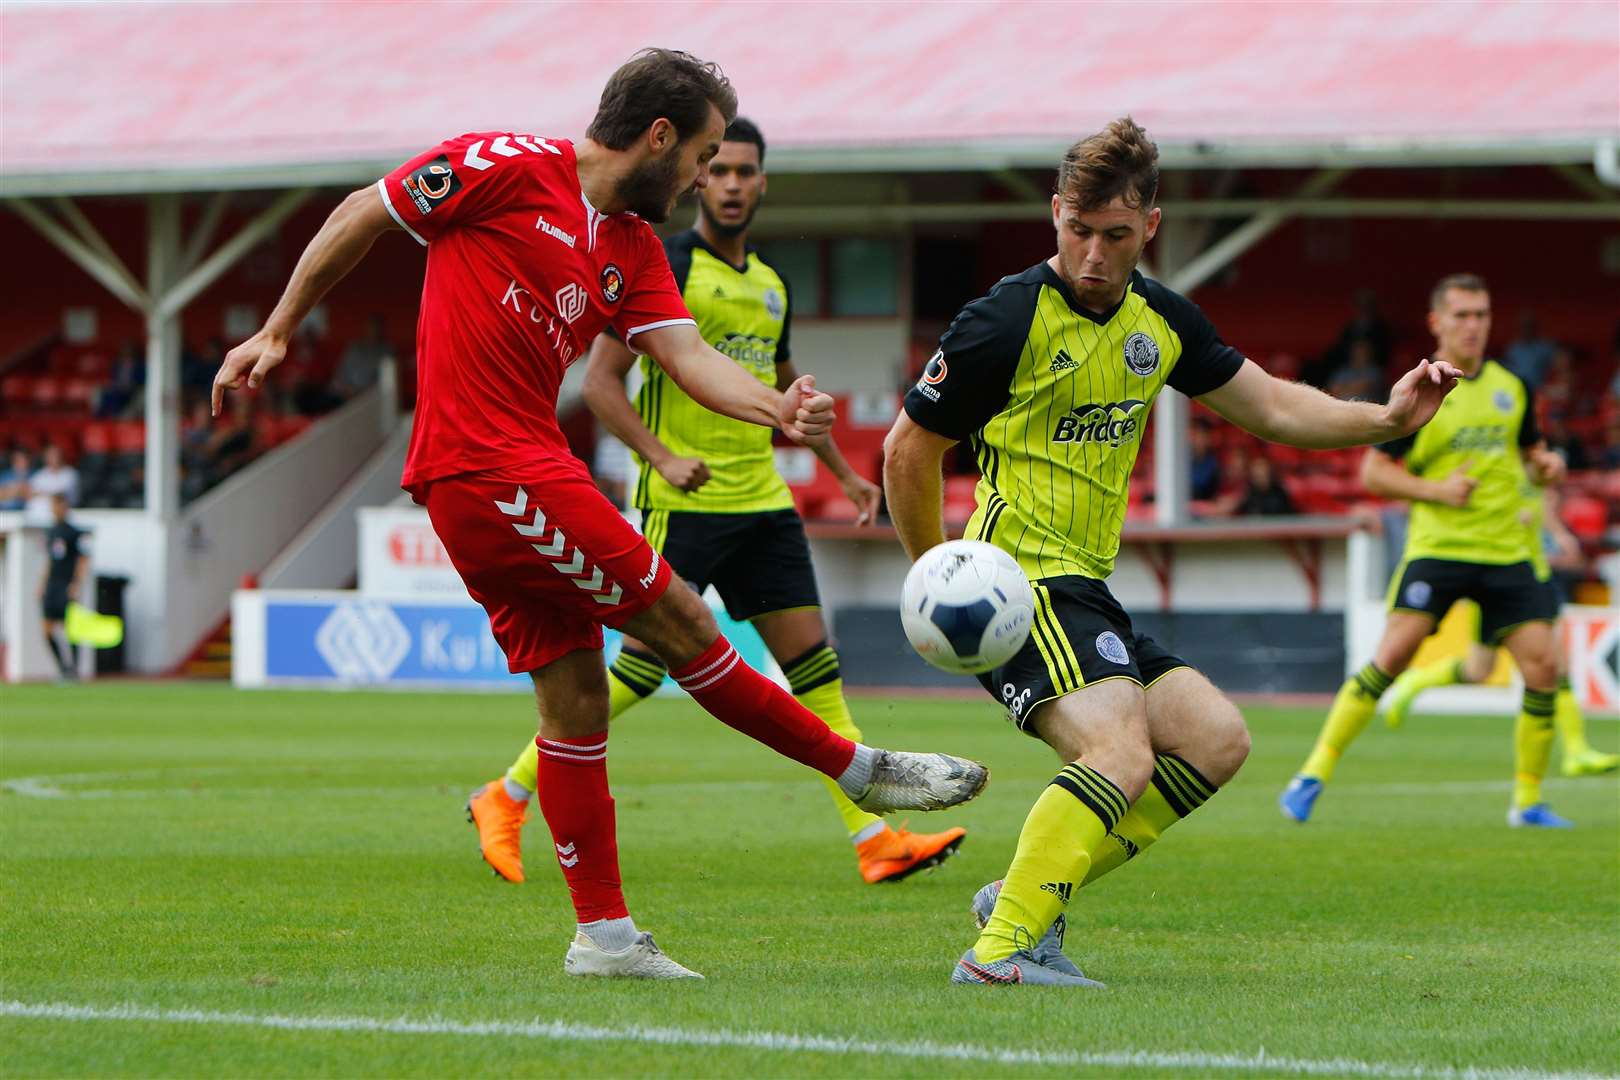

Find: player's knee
<box><xmin>631</xmin><ymin>582</ymin><xmax>718</xmax><ymax>667</ymax></box>
<box><xmin>1200</xmin><ymin>699</ymin><xmax>1251</xmax><ymax>786</ymax></box>
<box><xmin>1518</xmin><ymin>653</ymin><xmax>1557</xmax><ymax>691</ymax></box>
<box><xmin>1088</xmin><ymin>734</ymin><xmax>1153</xmax><ymax>803</ymax></box>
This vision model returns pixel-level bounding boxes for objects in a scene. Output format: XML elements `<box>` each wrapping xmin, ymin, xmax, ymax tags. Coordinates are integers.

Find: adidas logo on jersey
<box><xmin>1049</xmin><ymin>349</ymin><xmax>1078</xmax><ymax>373</ymax></box>
<box><xmin>1039</xmin><ymin>880</ymin><xmax>1073</xmax><ymax>905</ymax></box>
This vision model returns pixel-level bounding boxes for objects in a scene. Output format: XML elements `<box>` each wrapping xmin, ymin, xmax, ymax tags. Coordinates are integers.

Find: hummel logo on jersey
<box><xmin>1052</xmin><ymin>399</ymin><xmax>1147</xmax><ymax>447</ymax></box>
<box><xmin>1049</xmin><ymin>349</ymin><xmax>1078</xmax><ymax>373</ymax></box>
<box><xmin>534</xmin><ymin>214</ymin><xmax>576</xmax><ymax>248</ymax></box>
<box><xmin>1039</xmin><ymin>881</ymin><xmax>1073</xmax><ymax>905</ymax></box>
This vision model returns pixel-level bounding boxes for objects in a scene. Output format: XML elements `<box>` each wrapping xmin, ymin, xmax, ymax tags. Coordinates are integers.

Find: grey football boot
<box><xmin>969</xmin><ymin>878</ymin><xmax>1090</xmax><ymax>980</ymax></box>
<box><xmin>564</xmin><ymin>931</ymin><xmax>703</xmax><ymax>980</ymax></box>
<box><xmin>951</xmin><ymin>947</ymin><xmax>1105</xmax><ymax>987</ymax></box>
<box><xmin>847</xmin><ymin>749</ymin><xmax>989</xmax><ymax>813</ymax></box>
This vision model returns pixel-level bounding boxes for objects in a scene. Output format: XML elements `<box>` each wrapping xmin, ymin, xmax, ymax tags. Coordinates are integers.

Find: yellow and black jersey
<box><xmin>1376</xmin><ymin>359</ymin><xmax>1538</xmax><ymax>566</ymax></box>
<box><xmin>904</xmin><ymin>264</ymin><xmax>1243</xmax><ymax>581</ymax></box>
<box><xmin>632</xmin><ymin>229</ymin><xmax>794</xmax><ymax>513</ymax></box>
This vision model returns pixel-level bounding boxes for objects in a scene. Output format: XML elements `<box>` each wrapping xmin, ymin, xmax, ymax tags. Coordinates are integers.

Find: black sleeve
<box><xmin>663</xmin><ymin>232</ymin><xmax>695</xmax><ymax>295</ymax></box>
<box><xmin>1141</xmin><ymin>279</ymin><xmax>1245</xmax><ymax>397</ymax></box>
<box><xmin>775</xmin><ymin>275</ymin><xmax>792</xmax><ymax>366</ymax></box>
<box><xmin>902</xmin><ymin>279</ymin><xmax>1035</xmax><ymax>440</ymax></box>
<box><xmin>1375</xmin><ymin>432</ymin><xmax>1417</xmax><ymax>459</ymax></box>
<box><xmin>1518</xmin><ymin>381</ymin><xmax>1540</xmax><ymax>448</ymax></box>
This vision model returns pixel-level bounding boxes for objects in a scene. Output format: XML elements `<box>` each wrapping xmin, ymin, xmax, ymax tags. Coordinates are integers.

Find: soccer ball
<box><xmin>900</xmin><ymin>540</ymin><xmax>1034</xmax><ymax>675</ymax></box>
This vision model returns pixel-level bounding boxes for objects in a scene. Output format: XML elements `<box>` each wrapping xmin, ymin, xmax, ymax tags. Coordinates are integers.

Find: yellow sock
<box><xmin>1301</xmin><ymin>663</ymin><xmax>1392</xmax><ymax>782</ymax></box>
<box><xmin>783</xmin><ymin>643</ymin><xmax>884</xmax><ymax>839</ymax></box>
<box><xmin>1389</xmin><ymin>656</ymin><xmax>1464</xmax><ymax>702</ymax></box>
<box><xmin>975</xmin><ymin>762</ymin><xmax>1127</xmax><ymax>965</ymax></box>
<box><xmin>1513</xmin><ymin>687</ymin><xmax>1557</xmax><ymax>809</ymax></box>
<box><xmin>505</xmin><ymin>646</ymin><xmax>666</xmax><ymax>793</ymax></box>
<box><xmin>1084</xmin><ymin>754</ymin><xmax>1216</xmax><ymax>886</ymax></box>
<box><xmin>1553</xmin><ymin>678</ymin><xmax>1590</xmax><ymax>757</ymax></box>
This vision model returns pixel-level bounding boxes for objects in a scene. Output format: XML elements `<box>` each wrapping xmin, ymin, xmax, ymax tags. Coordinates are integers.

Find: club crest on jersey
<box><xmin>1122</xmin><ymin>332</ymin><xmax>1160</xmax><ymax>376</ymax></box>
<box><xmin>763</xmin><ymin>287</ymin><xmax>785</xmax><ymax>320</ymax></box>
<box><xmin>1404</xmin><ymin>580</ymin><xmax>1432</xmax><ymax>608</ymax></box>
<box><xmin>1096</xmin><ymin>631</ymin><xmax>1130</xmax><ymax>665</ymax></box>
<box><xmin>600</xmin><ymin>264</ymin><xmax>624</xmax><ymax>304</ymax></box>
<box><xmin>1493</xmin><ymin>390</ymin><xmax>1514</xmax><ymax>413</ymax></box>
<box><xmin>403</xmin><ymin>155</ymin><xmax>462</xmax><ymax>215</ymax></box>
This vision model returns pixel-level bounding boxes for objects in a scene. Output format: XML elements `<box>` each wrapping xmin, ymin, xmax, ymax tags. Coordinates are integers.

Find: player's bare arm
<box><xmin>1198</xmin><ymin>357</ymin><xmax>1461</xmax><ymax>449</ymax></box>
<box><xmin>777</xmin><ymin>358</ymin><xmax>880</xmax><ymax>525</ymax></box>
<box><xmin>212</xmin><ymin>185</ymin><xmax>397</xmax><ymax>414</ymax></box>
<box><xmin>633</xmin><ymin>321</ymin><xmax>834</xmax><ymax>445</ymax></box>
<box><xmin>581</xmin><ymin>331</ymin><xmax>710</xmax><ymax>493</ymax></box>
<box><xmin>1361</xmin><ymin>448</ymin><xmax>1476</xmax><ymax>508</ymax></box>
<box><xmin>882</xmin><ymin>410</ymin><xmax>956</xmax><ymax>561</ymax></box>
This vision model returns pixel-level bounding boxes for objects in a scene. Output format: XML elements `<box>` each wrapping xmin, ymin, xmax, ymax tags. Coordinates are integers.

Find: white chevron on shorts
<box><xmin>494</xmin><ymin>487</ymin><xmax>625</xmax><ymax>606</ymax></box>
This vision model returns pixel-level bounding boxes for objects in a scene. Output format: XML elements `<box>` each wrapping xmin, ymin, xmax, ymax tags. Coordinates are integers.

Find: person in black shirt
<box><xmin>40</xmin><ymin>493</ymin><xmax>89</xmax><ymax>679</ymax></box>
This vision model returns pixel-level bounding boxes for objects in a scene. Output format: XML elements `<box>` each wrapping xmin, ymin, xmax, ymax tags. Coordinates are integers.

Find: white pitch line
<box><xmin>1</xmin><ymin>1000</ymin><xmax>1610</xmax><ymax>1080</ymax></box>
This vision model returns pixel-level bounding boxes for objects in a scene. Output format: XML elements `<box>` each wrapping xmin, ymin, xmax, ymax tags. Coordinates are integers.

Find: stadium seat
<box><xmin>30</xmin><ymin>376</ymin><xmax>63</xmax><ymax>410</ymax></box>
<box><xmin>1</xmin><ymin>373</ymin><xmax>34</xmax><ymax>407</ymax></box>
<box><xmin>1561</xmin><ymin>495</ymin><xmax>1607</xmax><ymax>542</ymax></box>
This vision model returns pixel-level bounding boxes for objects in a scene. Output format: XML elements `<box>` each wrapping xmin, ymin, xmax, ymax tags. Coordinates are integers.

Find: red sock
<box><xmin>534</xmin><ymin>732</ymin><xmax>627</xmax><ymax>923</ymax></box>
<box><xmin>671</xmin><ymin>636</ymin><xmax>856</xmax><ymax>778</ymax></box>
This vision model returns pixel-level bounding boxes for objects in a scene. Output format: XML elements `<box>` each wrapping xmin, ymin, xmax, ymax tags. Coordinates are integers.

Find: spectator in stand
<box><xmin>0</xmin><ymin>447</ymin><xmax>33</xmax><ymax>510</ymax></box>
<box><xmin>1189</xmin><ymin>419</ymin><xmax>1220</xmax><ymax>501</ymax></box>
<box><xmin>1235</xmin><ymin>454</ymin><xmax>1297</xmax><ymax>516</ymax></box>
<box><xmin>24</xmin><ymin>443</ymin><xmax>80</xmax><ymax>525</ymax></box>
<box><xmin>330</xmin><ymin>314</ymin><xmax>395</xmax><ymax>400</ymax></box>
<box><xmin>1537</xmin><ymin>346</ymin><xmax>1574</xmax><ymax>417</ymax></box>
<box><xmin>202</xmin><ymin>395</ymin><xmax>259</xmax><ymax>482</ymax></box>
<box><xmin>1599</xmin><ymin>414</ymin><xmax>1620</xmax><ymax>470</ymax></box>
<box><xmin>1542</xmin><ymin>413</ymin><xmax>1590</xmax><ymax>472</ymax></box>
<box><xmin>1503</xmin><ymin>310</ymin><xmax>1558</xmax><ymax>389</ymax></box>
<box><xmin>182</xmin><ymin>337</ymin><xmax>226</xmax><ymax>391</ymax></box>
<box><xmin>94</xmin><ymin>339</ymin><xmax>146</xmax><ymax>418</ymax></box>
<box><xmin>1308</xmin><ymin>288</ymin><xmax>1393</xmax><ymax>387</ymax></box>
<box><xmin>1326</xmin><ymin>339</ymin><xmax>1384</xmax><ymax>402</ymax></box>
<box><xmin>282</xmin><ymin>325</ymin><xmax>342</xmax><ymax>415</ymax></box>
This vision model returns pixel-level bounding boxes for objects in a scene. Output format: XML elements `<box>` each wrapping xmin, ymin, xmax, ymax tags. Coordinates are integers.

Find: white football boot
<box><xmin>564</xmin><ymin>931</ymin><xmax>704</xmax><ymax>980</ymax></box>
<box><xmin>850</xmin><ymin>749</ymin><xmax>989</xmax><ymax>813</ymax></box>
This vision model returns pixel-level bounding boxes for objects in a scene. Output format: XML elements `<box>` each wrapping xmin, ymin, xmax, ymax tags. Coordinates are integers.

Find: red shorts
<box><xmin>418</xmin><ymin>461</ymin><xmax>673</xmax><ymax>673</ymax></box>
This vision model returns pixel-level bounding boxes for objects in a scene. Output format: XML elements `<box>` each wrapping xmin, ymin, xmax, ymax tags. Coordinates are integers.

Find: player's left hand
<box><xmin>1383</xmin><ymin>358</ymin><xmax>1461</xmax><ymax>436</ymax></box>
<box><xmin>839</xmin><ymin>472</ymin><xmax>882</xmax><ymax>526</ymax></box>
<box><xmin>1526</xmin><ymin>446</ymin><xmax>1566</xmax><ymax>486</ymax></box>
<box><xmin>780</xmin><ymin>374</ymin><xmax>835</xmax><ymax>446</ymax></box>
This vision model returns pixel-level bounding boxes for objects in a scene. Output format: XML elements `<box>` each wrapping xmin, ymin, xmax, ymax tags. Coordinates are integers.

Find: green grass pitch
<box><xmin>3</xmin><ymin>683</ymin><xmax>1617</xmax><ymax>1078</ymax></box>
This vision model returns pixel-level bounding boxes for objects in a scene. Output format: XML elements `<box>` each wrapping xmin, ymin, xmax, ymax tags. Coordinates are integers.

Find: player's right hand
<box><xmin>1434</xmin><ymin>462</ymin><xmax>1477</xmax><ymax>508</ymax></box>
<box><xmin>212</xmin><ymin>330</ymin><xmax>288</xmax><ymax>416</ymax></box>
<box><xmin>657</xmin><ymin>455</ymin><xmax>711</xmax><ymax>493</ymax></box>
<box><xmin>780</xmin><ymin>374</ymin><xmax>835</xmax><ymax>446</ymax></box>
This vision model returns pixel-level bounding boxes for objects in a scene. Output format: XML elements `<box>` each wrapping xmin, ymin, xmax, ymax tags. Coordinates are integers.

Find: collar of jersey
<box><xmin>1039</xmin><ymin>263</ymin><xmax>1133</xmax><ymax>325</ymax></box>
<box><xmin>683</xmin><ymin>229</ymin><xmax>753</xmax><ymax>274</ymax></box>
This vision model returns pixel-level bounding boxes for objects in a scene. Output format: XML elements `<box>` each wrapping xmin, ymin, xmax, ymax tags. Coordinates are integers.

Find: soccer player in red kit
<box><xmin>213</xmin><ymin>49</ymin><xmax>988</xmax><ymax>980</ymax></box>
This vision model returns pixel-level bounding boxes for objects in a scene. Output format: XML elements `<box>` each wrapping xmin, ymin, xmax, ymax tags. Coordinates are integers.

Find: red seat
<box><xmin>59</xmin><ymin>378</ymin><xmax>97</xmax><ymax>411</ymax></box>
<box><xmin>112</xmin><ymin>421</ymin><xmax>146</xmax><ymax>454</ymax></box>
<box><xmin>30</xmin><ymin>376</ymin><xmax>63</xmax><ymax>409</ymax></box>
<box><xmin>82</xmin><ymin>423</ymin><xmax>114</xmax><ymax>455</ymax></box>
<box><xmin>1</xmin><ymin>374</ymin><xmax>34</xmax><ymax>406</ymax></box>
<box><xmin>1562</xmin><ymin>496</ymin><xmax>1607</xmax><ymax>541</ymax></box>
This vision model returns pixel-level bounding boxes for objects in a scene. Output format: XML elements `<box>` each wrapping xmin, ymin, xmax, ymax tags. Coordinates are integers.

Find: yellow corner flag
<box><xmin>64</xmin><ymin>602</ymin><xmax>123</xmax><ymax>649</ymax></box>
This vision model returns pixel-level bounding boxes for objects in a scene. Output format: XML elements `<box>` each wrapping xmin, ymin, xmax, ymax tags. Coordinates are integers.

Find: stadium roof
<box><xmin>2</xmin><ymin>0</ymin><xmax>1617</xmax><ymax>196</ymax></box>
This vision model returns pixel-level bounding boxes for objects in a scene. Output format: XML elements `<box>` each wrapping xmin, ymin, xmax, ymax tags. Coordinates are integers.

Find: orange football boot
<box><xmin>466</xmin><ymin>780</ymin><xmax>528</xmax><ymax>883</ymax></box>
<box><xmin>856</xmin><ymin>823</ymin><xmax>967</xmax><ymax>884</ymax></box>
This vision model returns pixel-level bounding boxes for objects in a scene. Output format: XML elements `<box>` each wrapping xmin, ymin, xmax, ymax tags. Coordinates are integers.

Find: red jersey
<box><xmin>378</xmin><ymin>133</ymin><xmax>694</xmax><ymax>493</ymax></box>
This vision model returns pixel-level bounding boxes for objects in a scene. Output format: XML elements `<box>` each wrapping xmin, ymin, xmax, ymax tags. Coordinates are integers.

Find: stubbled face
<box><xmin>697</xmin><ymin>139</ymin><xmax>765</xmax><ymax>238</ymax></box>
<box><xmin>1052</xmin><ymin>194</ymin><xmax>1160</xmax><ymax>312</ymax></box>
<box><xmin>620</xmin><ymin>105</ymin><xmax>726</xmax><ymax>223</ymax></box>
<box><xmin>1428</xmin><ymin>288</ymin><xmax>1491</xmax><ymax>364</ymax></box>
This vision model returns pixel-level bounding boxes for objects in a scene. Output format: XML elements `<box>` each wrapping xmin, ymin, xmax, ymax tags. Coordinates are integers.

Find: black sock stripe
<box><xmin>1050</xmin><ymin>774</ymin><xmax>1124</xmax><ymax>834</ymax></box>
<box><xmin>790</xmin><ymin>669</ymin><xmax>841</xmax><ymax>696</ymax></box>
<box><xmin>1522</xmin><ymin>689</ymin><xmax>1556</xmax><ymax>717</ymax></box>
<box><xmin>785</xmin><ymin>652</ymin><xmax>840</xmax><ymax>685</ymax></box>
<box><xmin>609</xmin><ymin>664</ymin><xmax>663</xmax><ymax>696</ymax></box>
<box><xmin>1152</xmin><ymin>761</ymin><xmax>1205</xmax><ymax>814</ymax></box>
<box><xmin>1149</xmin><ymin>768</ymin><xmax>1196</xmax><ymax>818</ymax></box>
<box><xmin>780</xmin><ymin>641</ymin><xmax>833</xmax><ymax>676</ymax></box>
<box><xmin>1557</xmin><ymin>676</ymin><xmax>1571</xmax><ymax>692</ymax></box>
<box><xmin>1153</xmin><ymin>757</ymin><xmax>1218</xmax><ymax>806</ymax></box>
<box><xmin>1061</xmin><ymin>764</ymin><xmax>1129</xmax><ymax>827</ymax></box>
<box><xmin>613</xmin><ymin>655</ymin><xmax>668</xmax><ymax>685</ymax></box>
<box><xmin>1357</xmin><ymin>662</ymin><xmax>1393</xmax><ymax>695</ymax></box>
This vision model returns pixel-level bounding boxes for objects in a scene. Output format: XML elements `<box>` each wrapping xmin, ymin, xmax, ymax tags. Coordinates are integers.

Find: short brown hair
<box><xmin>1430</xmin><ymin>273</ymin><xmax>1489</xmax><ymax>311</ymax></box>
<box><xmin>1058</xmin><ymin>117</ymin><xmax>1160</xmax><ymax>212</ymax></box>
<box><xmin>586</xmin><ymin>48</ymin><xmax>737</xmax><ymax>151</ymax></box>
